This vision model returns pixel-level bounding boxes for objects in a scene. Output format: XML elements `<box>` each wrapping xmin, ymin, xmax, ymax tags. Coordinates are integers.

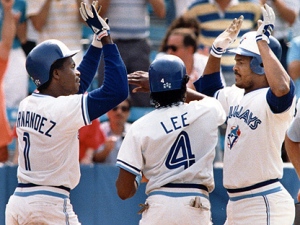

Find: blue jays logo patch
<box><xmin>227</xmin><ymin>125</ymin><xmax>241</xmax><ymax>149</ymax></box>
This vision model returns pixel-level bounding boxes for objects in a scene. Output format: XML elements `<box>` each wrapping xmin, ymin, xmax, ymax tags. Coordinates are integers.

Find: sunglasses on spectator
<box><xmin>112</xmin><ymin>106</ymin><xmax>130</xmax><ymax>112</ymax></box>
<box><xmin>164</xmin><ymin>45</ymin><xmax>183</xmax><ymax>52</ymax></box>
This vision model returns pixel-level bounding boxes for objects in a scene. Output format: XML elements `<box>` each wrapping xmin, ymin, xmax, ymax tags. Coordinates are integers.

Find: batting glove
<box><xmin>80</xmin><ymin>1</ymin><xmax>110</xmax><ymax>47</ymax></box>
<box><xmin>210</xmin><ymin>15</ymin><xmax>244</xmax><ymax>58</ymax></box>
<box><xmin>256</xmin><ymin>4</ymin><xmax>275</xmax><ymax>43</ymax></box>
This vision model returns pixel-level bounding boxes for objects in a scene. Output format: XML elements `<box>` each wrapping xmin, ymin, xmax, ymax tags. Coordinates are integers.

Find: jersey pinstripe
<box><xmin>116</xmin><ymin>97</ymin><xmax>226</xmax><ymax>194</ymax></box>
<box><xmin>216</xmin><ymin>85</ymin><xmax>296</xmax><ymax>189</ymax></box>
<box><xmin>16</xmin><ymin>92</ymin><xmax>90</xmax><ymax>189</ymax></box>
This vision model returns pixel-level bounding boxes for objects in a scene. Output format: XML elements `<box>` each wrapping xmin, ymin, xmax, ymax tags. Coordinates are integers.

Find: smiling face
<box><xmin>55</xmin><ymin>57</ymin><xmax>81</xmax><ymax>95</ymax></box>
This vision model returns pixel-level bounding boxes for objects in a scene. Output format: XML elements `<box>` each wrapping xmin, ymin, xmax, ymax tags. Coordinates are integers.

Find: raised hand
<box><xmin>256</xmin><ymin>4</ymin><xmax>275</xmax><ymax>43</ymax></box>
<box><xmin>210</xmin><ymin>15</ymin><xmax>244</xmax><ymax>58</ymax></box>
<box><xmin>79</xmin><ymin>1</ymin><xmax>110</xmax><ymax>41</ymax></box>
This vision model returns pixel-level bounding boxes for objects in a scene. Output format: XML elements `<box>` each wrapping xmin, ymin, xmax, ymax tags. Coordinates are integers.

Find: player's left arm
<box><xmin>256</xmin><ymin>4</ymin><xmax>295</xmax><ymax>112</ymax></box>
<box><xmin>116</xmin><ymin>168</ymin><xmax>138</xmax><ymax>200</ymax></box>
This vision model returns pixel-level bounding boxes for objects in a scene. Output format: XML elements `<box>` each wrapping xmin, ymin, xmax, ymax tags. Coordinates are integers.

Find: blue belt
<box><xmin>226</xmin><ymin>179</ymin><xmax>279</xmax><ymax>193</ymax></box>
<box><xmin>18</xmin><ymin>183</ymin><xmax>71</xmax><ymax>192</ymax></box>
<box><xmin>162</xmin><ymin>183</ymin><xmax>208</xmax><ymax>192</ymax></box>
<box><xmin>149</xmin><ymin>183</ymin><xmax>209</xmax><ymax>200</ymax></box>
<box><xmin>229</xmin><ymin>186</ymin><xmax>282</xmax><ymax>201</ymax></box>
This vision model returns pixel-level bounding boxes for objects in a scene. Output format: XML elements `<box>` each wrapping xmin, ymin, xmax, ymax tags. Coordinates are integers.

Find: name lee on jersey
<box><xmin>160</xmin><ymin>112</ymin><xmax>189</xmax><ymax>134</ymax></box>
<box><xmin>16</xmin><ymin>111</ymin><xmax>56</xmax><ymax>137</ymax></box>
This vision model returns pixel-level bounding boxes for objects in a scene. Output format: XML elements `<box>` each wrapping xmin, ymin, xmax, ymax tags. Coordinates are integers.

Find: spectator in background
<box><xmin>0</xmin><ymin>0</ymin><xmax>18</xmax><ymax>163</ymax></box>
<box><xmin>26</xmin><ymin>0</ymin><xmax>90</xmax><ymax>66</ymax></box>
<box><xmin>159</xmin><ymin>15</ymin><xmax>200</xmax><ymax>50</ymax></box>
<box><xmin>79</xmin><ymin>119</ymin><xmax>105</xmax><ymax>164</ymax></box>
<box><xmin>93</xmin><ymin>98</ymin><xmax>132</xmax><ymax>164</ymax></box>
<box><xmin>158</xmin><ymin>28</ymin><xmax>208</xmax><ymax>90</ymax></box>
<box><xmin>183</xmin><ymin>0</ymin><xmax>261</xmax><ymax>86</ymax></box>
<box><xmin>1</xmin><ymin>0</ymin><xmax>28</xmax><ymax>109</ymax></box>
<box><xmin>96</xmin><ymin>0</ymin><xmax>166</xmax><ymax>107</ymax></box>
<box><xmin>173</xmin><ymin>0</ymin><xmax>194</xmax><ymax>18</ymax></box>
<box><xmin>287</xmin><ymin>35</ymin><xmax>300</xmax><ymax>99</ymax></box>
<box><xmin>260</xmin><ymin>0</ymin><xmax>300</xmax><ymax>70</ymax></box>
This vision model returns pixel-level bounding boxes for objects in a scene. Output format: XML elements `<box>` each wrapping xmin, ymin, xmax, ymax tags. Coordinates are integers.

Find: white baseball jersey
<box><xmin>287</xmin><ymin>100</ymin><xmax>300</xmax><ymax>142</ymax></box>
<box><xmin>217</xmin><ymin>85</ymin><xmax>296</xmax><ymax>189</ymax></box>
<box><xmin>16</xmin><ymin>92</ymin><xmax>90</xmax><ymax>189</ymax></box>
<box><xmin>117</xmin><ymin>97</ymin><xmax>226</xmax><ymax>194</ymax></box>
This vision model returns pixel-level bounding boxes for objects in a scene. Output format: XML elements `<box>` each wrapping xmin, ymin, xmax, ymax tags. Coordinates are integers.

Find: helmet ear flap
<box><xmin>250</xmin><ymin>57</ymin><xmax>264</xmax><ymax>75</ymax></box>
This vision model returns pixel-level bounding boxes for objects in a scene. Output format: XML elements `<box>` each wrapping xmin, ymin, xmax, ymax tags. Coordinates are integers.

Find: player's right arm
<box><xmin>193</xmin><ymin>16</ymin><xmax>243</xmax><ymax>97</ymax></box>
<box><xmin>115</xmin><ymin>168</ymin><xmax>138</xmax><ymax>200</ymax></box>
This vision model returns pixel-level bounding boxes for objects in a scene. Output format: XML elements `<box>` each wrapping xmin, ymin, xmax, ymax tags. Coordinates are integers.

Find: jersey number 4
<box><xmin>165</xmin><ymin>131</ymin><xmax>195</xmax><ymax>170</ymax></box>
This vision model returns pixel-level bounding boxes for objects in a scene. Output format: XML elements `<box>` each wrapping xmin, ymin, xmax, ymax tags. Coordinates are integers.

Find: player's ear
<box><xmin>52</xmin><ymin>68</ymin><xmax>61</xmax><ymax>80</ymax></box>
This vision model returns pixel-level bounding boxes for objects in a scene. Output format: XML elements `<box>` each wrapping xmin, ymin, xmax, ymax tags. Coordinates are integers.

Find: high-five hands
<box><xmin>80</xmin><ymin>1</ymin><xmax>110</xmax><ymax>42</ymax></box>
<box><xmin>210</xmin><ymin>15</ymin><xmax>244</xmax><ymax>58</ymax></box>
<box><xmin>127</xmin><ymin>71</ymin><xmax>150</xmax><ymax>93</ymax></box>
<box><xmin>256</xmin><ymin>4</ymin><xmax>275</xmax><ymax>43</ymax></box>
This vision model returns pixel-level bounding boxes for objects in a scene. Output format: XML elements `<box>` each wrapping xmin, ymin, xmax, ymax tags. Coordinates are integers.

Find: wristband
<box><xmin>210</xmin><ymin>45</ymin><xmax>224</xmax><ymax>58</ymax></box>
<box><xmin>135</xmin><ymin>175</ymin><xmax>142</xmax><ymax>187</ymax></box>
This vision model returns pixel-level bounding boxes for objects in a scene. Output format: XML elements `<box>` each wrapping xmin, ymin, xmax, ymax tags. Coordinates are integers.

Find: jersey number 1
<box><xmin>23</xmin><ymin>132</ymin><xmax>31</xmax><ymax>171</ymax></box>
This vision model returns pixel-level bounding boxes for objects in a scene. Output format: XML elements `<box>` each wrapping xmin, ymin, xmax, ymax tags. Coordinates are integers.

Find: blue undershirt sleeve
<box><xmin>193</xmin><ymin>72</ymin><xmax>224</xmax><ymax>97</ymax></box>
<box><xmin>77</xmin><ymin>45</ymin><xmax>102</xmax><ymax>94</ymax></box>
<box><xmin>266</xmin><ymin>79</ymin><xmax>295</xmax><ymax>113</ymax></box>
<box><xmin>87</xmin><ymin>44</ymin><xmax>128</xmax><ymax>121</ymax></box>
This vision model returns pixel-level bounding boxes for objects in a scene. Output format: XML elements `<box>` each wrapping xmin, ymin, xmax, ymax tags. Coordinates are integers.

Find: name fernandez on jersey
<box><xmin>228</xmin><ymin>105</ymin><xmax>261</xmax><ymax>130</ymax></box>
<box><xmin>16</xmin><ymin>110</ymin><xmax>56</xmax><ymax>137</ymax></box>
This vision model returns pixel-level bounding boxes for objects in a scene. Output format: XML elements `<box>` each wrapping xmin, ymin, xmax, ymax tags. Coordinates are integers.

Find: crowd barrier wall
<box><xmin>0</xmin><ymin>164</ymin><xmax>299</xmax><ymax>225</ymax></box>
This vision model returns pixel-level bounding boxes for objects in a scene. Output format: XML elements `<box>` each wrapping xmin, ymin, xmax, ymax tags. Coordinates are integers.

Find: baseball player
<box><xmin>116</xmin><ymin>55</ymin><xmax>226</xmax><ymax>225</ymax></box>
<box><xmin>5</xmin><ymin>1</ymin><xmax>128</xmax><ymax>224</ymax></box>
<box><xmin>193</xmin><ymin>4</ymin><xmax>296</xmax><ymax>224</ymax></box>
<box><xmin>285</xmin><ymin>100</ymin><xmax>300</xmax><ymax>203</ymax></box>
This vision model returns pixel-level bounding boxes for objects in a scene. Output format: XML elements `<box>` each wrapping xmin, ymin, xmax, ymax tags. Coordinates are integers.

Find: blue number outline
<box><xmin>165</xmin><ymin>131</ymin><xmax>195</xmax><ymax>169</ymax></box>
<box><xmin>23</xmin><ymin>132</ymin><xmax>31</xmax><ymax>171</ymax></box>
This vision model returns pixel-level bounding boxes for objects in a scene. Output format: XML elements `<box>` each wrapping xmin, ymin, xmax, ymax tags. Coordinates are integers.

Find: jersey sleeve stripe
<box><xmin>116</xmin><ymin>159</ymin><xmax>141</xmax><ymax>176</ymax></box>
<box><xmin>81</xmin><ymin>94</ymin><xmax>90</xmax><ymax>125</ymax></box>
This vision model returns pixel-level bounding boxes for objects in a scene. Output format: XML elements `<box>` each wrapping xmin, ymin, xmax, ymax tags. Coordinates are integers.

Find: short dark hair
<box><xmin>150</xmin><ymin>75</ymin><xmax>189</xmax><ymax>108</ymax></box>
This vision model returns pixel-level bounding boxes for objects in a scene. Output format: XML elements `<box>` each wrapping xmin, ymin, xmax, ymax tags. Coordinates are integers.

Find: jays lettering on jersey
<box><xmin>116</xmin><ymin>98</ymin><xmax>226</xmax><ymax>195</ymax></box>
<box><xmin>216</xmin><ymin>86</ymin><xmax>295</xmax><ymax>189</ymax></box>
<box><xmin>16</xmin><ymin>92</ymin><xmax>90</xmax><ymax>189</ymax></box>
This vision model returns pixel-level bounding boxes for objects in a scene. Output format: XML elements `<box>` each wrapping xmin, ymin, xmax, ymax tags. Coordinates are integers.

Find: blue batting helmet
<box><xmin>229</xmin><ymin>31</ymin><xmax>282</xmax><ymax>75</ymax></box>
<box><xmin>26</xmin><ymin>39</ymin><xmax>79</xmax><ymax>87</ymax></box>
<box><xmin>149</xmin><ymin>55</ymin><xmax>186</xmax><ymax>93</ymax></box>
